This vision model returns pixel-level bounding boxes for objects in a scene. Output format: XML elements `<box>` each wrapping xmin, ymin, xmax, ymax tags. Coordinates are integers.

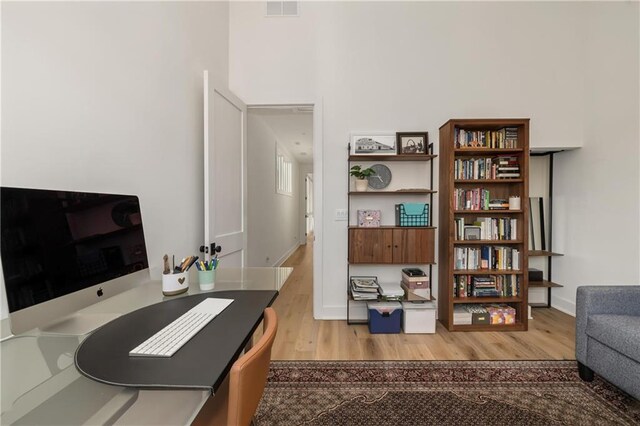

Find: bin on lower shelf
<box><xmin>402</xmin><ymin>301</ymin><xmax>437</xmax><ymax>334</ymax></box>
<box><xmin>368</xmin><ymin>302</ymin><xmax>402</xmax><ymax>334</ymax></box>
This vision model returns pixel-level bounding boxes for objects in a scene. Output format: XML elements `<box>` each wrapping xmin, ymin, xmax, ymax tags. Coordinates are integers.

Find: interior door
<box><xmin>203</xmin><ymin>71</ymin><xmax>247</xmax><ymax>267</ymax></box>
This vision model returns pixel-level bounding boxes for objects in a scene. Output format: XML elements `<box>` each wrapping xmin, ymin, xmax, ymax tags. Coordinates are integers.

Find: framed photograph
<box><xmin>396</xmin><ymin>132</ymin><xmax>429</xmax><ymax>155</ymax></box>
<box><xmin>463</xmin><ymin>225</ymin><xmax>481</xmax><ymax>240</ymax></box>
<box><xmin>350</xmin><ymin>133</ymin><xmax>396</xmax><ymax>155</ymax></box>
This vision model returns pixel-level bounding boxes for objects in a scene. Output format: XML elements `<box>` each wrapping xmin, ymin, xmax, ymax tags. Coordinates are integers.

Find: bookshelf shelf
<box><xmin>439</xmin><ymin>118</ymin><xmax>529</xmax><ymax>332</ymax></box>
<box><xmin>454</xmin><ymin>210</ymin><xmax>522</xmax><ymax>214</ymax></box>
<box><xmin>454</xmin><ymin>240</ymin><xmax>523</xmax><ymax>245</ymax></box>
<box><xmin>455</xmin><ymin>148</ymin><xmax>523</xmax><ymax>155</ymax></box>
<box><xmin>451</xmin><ymin>322</ymin><xmax>526</xmax><ymax>332</ymax></box>
<box><xmin>453</xmin><ymin>296</ymin><xmax>522</xmax><ymax>304</ymax></box>
<box><xmin>455</xmin><ymin>179</ymin><xmax>524</xmax><ymax>184</ymax></box>
<box><xmin>453</xmin><ymin>270</ymin><xmax>523</xmax><ymax>275</ymax></box>
<box><xmin>348</xmin><ymin>190</ymin><xmax>437</xmax><ymax>195</ymax></box>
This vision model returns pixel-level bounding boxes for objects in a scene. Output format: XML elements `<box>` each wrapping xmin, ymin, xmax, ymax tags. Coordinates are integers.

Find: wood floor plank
<box><xmin>269</xmin><ymin>238</ymin><xmax>576</xmax><ymax>361</ymax></box>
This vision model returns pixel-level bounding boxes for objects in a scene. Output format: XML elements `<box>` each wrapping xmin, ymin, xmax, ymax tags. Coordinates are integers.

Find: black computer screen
<box><xmin>1</xmin><ymin>187</ymin><xmax>149</xmax><ymax>313</ymax></box>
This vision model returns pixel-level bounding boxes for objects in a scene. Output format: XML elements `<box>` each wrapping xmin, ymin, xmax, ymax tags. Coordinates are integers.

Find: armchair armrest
<box><xmin>576</xmin><ymin>286</ymin><xmax>640</xmax><ymax>363</ymax></box>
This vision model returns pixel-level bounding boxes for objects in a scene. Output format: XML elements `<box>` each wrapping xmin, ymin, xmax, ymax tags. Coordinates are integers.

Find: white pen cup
<box><xmin>198</xmin><ymin>270</ymin><xmax>216</xmax><ymax>291</ymax></box>
<box><xmin>162</xmin><ymin>271</ymin><xmax>189</xmax><ymax>296</ymax></box>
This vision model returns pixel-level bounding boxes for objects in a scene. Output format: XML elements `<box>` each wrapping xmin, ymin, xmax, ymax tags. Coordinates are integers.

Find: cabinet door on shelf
<box><xmin>348</xmin><ymin>229</ymin><xmax>393</xmax><ymax>263</ymax></box>
<box><xmin>392</xmin><ymin>228</ymin><xmax>435</xmax><ymax>264</ymax></box>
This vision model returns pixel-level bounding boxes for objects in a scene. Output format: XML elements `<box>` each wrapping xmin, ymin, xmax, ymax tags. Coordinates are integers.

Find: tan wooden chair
<box><xmin>193</xmin><ymin>307</ymin><xmax>278</xmax><ymax>426</ymax></box>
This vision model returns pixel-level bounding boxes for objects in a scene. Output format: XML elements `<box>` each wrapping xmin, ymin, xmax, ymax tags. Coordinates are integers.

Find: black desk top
<box><xmin>75</xmin><ymin>290</ymin><xmax>277</xmax><ymax>391</ymax></box>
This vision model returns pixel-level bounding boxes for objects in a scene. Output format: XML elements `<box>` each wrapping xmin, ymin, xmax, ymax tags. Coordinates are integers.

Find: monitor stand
<box><xmin>39</xmin><ymin>313</ymin><xmax>121</xmax><ymax>336</ymax></box>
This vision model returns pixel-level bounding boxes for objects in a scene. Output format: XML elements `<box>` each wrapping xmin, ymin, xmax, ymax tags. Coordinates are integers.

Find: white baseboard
<box><xmin>314</xmin><ymin>305</ymin><xmax>346</xmax><ymax>320</ymax></box>
<box><xmin>273</xmin><ymin>243</ymin><xmax>301</xmax><ymax>267</ymax></box>
<box><xmin>551</xmin><ymin>295</ymin><xmax>576</xmax><ymax>317</ymax></box>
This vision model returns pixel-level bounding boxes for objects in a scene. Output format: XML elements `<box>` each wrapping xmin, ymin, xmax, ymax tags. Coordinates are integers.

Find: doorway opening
<box><xmin>246</xmin><ymin>105</ymin><xmax>315</xmax><ymax>271</ymax></box>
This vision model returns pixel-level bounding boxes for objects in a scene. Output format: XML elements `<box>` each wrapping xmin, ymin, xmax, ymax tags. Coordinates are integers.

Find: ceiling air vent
<box><xmin>266</xmin><ymin>1</ymin><xmax>298</xmax><ymax>17</ymax></box>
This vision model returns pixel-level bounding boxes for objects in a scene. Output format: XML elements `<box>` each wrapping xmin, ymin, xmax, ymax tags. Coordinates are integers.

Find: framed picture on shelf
<box><xmin>463</xmin><ymin>226</ymin><xmax>481</xmax><ymax>240</ymax></box>
<box><xmin>396</xmin><ymin>132</ymin><xmax>428</xmax><ymax>155</ymax></box>
<box><xmin>350</xmin><ymin>133</ymin><xmax>396</xmax><ymax>155</ymax></box>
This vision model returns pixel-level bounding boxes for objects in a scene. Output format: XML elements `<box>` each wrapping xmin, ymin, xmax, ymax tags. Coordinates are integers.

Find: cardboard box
<box><xmin>528</xmin><ymin>268</ymin><xmax>543</xmax><ymax>282</ymax></box>
<box><xmin>485</xmin><ymin>304</ymin><xmax>516</xmax><ymax>325</ymax></box>
<box><xmin>472</xmin><ymin>312</ymin><xmax>490</xmax><ymax>325</ymax></box>
<box><xmin>453</xmin><ymin>305</ymin><xmax>472</xmax><ymax>325</ymax></box>
<box><xmin>401</xmin><ymin>276</ymin><xmax>430</xmax><ymax>289</ymax></box>
<box><xmin>401</xmin><ymin>282</ymin><xmax>431</xmax><ymax>301</ymax></box>
<box><xmin>368</xmin><ymin>302</ymin><xmax>402</xmax><ymax>334</ymax></box>
<box><xmin>402</xmin><ymin>301</ymin><xmax>436</xmax><ymax>334</ymax></box>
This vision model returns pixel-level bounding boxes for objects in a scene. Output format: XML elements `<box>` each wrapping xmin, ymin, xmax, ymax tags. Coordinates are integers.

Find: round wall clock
<box><xmin>368</xmin><ymin>164</ymin><xmax>392</xmax><ymax>189</ymax></box>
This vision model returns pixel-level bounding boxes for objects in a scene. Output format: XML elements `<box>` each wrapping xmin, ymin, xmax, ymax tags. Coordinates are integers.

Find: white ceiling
<box><xmin>249</xmin><ymin>107</ymin><xmax>313</xmax><ymax>164</ymax></box>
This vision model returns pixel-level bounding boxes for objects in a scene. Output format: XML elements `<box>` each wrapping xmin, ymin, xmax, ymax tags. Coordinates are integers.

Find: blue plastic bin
<box><xmin>368</xmin><ymin>302</ymin><xmax>402</xmax><ymax>334</ymax></box>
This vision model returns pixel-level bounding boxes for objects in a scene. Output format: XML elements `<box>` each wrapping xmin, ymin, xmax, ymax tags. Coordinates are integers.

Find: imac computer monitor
<box><xmin>1</xmin><ymin>187</ymin><xmax>150</xmax><ymax>335</ymax></box>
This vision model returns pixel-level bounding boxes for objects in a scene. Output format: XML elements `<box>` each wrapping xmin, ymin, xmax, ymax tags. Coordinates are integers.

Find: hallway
<box><xmin>270</xmin><ymin>239</ymin><xmax>577</xmax><ymax>361</ymax></box>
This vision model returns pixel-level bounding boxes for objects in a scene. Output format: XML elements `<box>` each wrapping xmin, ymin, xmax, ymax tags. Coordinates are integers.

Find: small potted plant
<box><xmin>350</xmin><ymin>165</ymin><xmax>374</xmax><ymax>192</ymax></box>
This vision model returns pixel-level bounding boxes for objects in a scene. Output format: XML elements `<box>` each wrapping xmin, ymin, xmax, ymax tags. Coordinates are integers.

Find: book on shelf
<box><xmin>453</xmin><ymin>156</ymin><xmax>521</xmax><ymax>180</ymax></box>
<box><xmin>488</xmin><ymin>199</ymin><xmax>509</xmax><ymax>210</ymax></box>
<box><xmin>350</xmin><ymin>276</ymin><xmax>380</xmax><ymax>301</ymax></box>
<box><xmin>378</xmin><ymin>282</ymin><xmax>404</xmax><ymax>302</ymax></box>
<box><xmin>455</xmin><ymin>217</ymin><xmax>518</xmax><ymax>241</ymax></box>
<box><xmin>454</xmin><ymin>246</ymin><xmax>520</xmax><ymax>271</ymax></box>
<box><xmin>454</xmin><ymin>127</ymin><xmax>519</xmax><ymax>149</ymax></box>
<box><xmin>453</xmin><ymin>275</ymin><xmax>519</xmax><ymax>298</ymax></box>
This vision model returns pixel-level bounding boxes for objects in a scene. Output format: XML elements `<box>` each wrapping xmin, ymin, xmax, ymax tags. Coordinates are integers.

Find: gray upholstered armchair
<box><xmin>576</xmin><ymin>286</ymin><xmax>640</xmax><ymax>399</ymax></box>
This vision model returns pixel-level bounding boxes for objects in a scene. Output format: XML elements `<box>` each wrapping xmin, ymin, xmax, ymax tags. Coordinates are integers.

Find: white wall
<box><xmin>1</xmin><ymin>1</ymin><xmax>230</xmax><ymax>319</ymax></box>
<box><xmin>230</xmin><ymin>1</ymin><xmax>639</xmax><ymax>318</ymax></box>
<box><xmin>552</xmin><ymin>2</ymin><xmax>640</xmax><ymax>315</ymax></box>
<box><xmin>246</xmin><ymin>113</ymin><xmax>300</xmax><ymax>267</ymax></box>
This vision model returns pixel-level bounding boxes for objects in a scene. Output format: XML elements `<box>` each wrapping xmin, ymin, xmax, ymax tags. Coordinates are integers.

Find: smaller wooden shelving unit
<box><xmin>439</xmin><ymin>118</ymin><xmax>530</xmax><ymax>332</ymax></box>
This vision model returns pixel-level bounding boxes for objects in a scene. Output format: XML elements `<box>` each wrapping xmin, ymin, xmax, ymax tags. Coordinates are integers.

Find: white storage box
<box><xmin>402</xmin><ymin>301</ymin><xmax>436</xmax><ymax>334</ymax></box>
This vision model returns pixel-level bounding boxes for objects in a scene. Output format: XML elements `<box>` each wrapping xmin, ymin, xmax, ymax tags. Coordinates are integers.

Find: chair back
<box><xmin>226</xmin><ymin>307</ymin><xmax>277</xmax><ymax>426</ymax></box>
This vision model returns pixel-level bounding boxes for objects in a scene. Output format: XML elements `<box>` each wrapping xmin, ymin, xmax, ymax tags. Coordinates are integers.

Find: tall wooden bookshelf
<box><xmin>439</xmin><ymin>119</ymin><xmax>529</xmax><ymax>331</ymax></box>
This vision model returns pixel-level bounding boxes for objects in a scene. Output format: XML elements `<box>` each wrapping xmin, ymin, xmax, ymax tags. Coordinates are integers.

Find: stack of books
<box><xmin>493</xmin><ymin>156</ymin><xmax>520</xmax><ymax>179</ymax></box>
<box><xmin>454</xmin><ymin>275</ymin><xmax>520</xmax><ymax>298</ymax></box>
<box><xmin>488</xmin><ymin>199</ymin><xmax>509</xmax><ymax>210</ymax></box>
<box><xmin>454</xmin><ymin>246</ymin><xmax>520</xmax><ymax>270</ymax></box>
<box><xmin>470</xmin><ymin>277</ymin><xmax>500</xmax><ymax>297</ymax></box>
<box><xmin>378</xmin><ymin>282</ymin><xmax>404</xmax><ymax>302</ymax></box>
<box><xmin>350</xmin><ymin>276</ymin><xmax>380</xmax><ymax>301</ymax></box>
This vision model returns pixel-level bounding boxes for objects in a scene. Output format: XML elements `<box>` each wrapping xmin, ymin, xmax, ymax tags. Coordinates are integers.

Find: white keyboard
<box><xmin>129</xmin><ymin>298</ymin><xmax>234</xmax><ymax>357</ymax></box>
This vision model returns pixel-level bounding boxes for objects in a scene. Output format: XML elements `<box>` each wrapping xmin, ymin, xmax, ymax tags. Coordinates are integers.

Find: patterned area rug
<box><xmin>255</xmin><ymin>361</ymin><xmax>640</xmax><ymax>425</ymax></box>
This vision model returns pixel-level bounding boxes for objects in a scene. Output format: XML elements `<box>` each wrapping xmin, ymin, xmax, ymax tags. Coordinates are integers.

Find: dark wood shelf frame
<box><xmin>439</xmin><ymin>118</ymin><xmax>530</xmax><ymax>332</ymax></box>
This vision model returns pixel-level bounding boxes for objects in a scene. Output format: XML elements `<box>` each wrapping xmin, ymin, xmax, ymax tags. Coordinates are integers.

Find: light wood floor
<box><xmin>269</xmin><ymin>239</ymin><xmax>576</xmax><ymax>361</ymax></box>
